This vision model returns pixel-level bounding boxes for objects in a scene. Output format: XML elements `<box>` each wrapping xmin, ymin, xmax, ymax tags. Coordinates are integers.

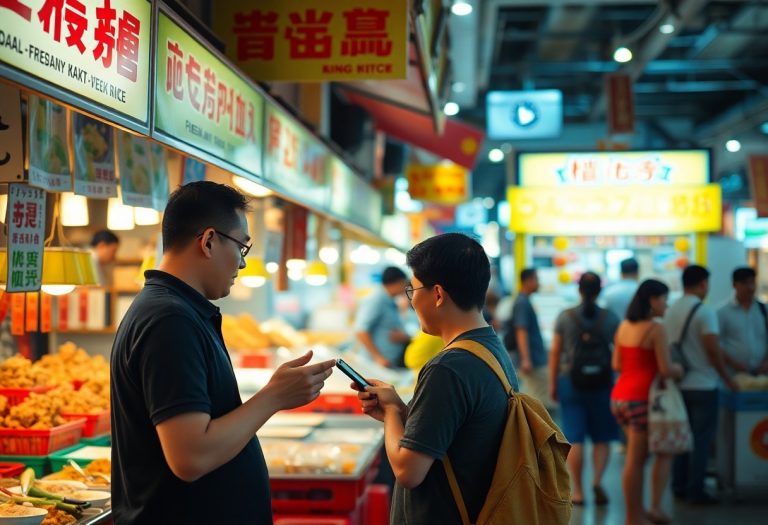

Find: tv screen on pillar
<box><xmin>486</xmin><ymin>90</ymin><xmax>563</xmax><ymax>140</ymax></box>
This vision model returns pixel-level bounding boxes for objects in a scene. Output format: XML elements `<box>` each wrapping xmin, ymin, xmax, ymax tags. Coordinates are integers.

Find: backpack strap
<box><xmin>675</xmin><ymin>302</ymin><xmax>702</xmax><ymax>370</ymax></box>
<box><xmin>441</xmin><ymin>339</ymin><xmax>514</xmax><ymax>525</ymax></box>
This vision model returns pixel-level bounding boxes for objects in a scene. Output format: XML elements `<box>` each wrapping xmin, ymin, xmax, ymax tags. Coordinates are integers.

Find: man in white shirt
<box><xmin>718</xmin><ymin>267</ymin><xmax>768</xmax><ymax>375</ymax></box>
<box><xmin>664</xmin><ymin>265</ymin><xmax>737</xmax><ymax>504</ymax></box>
<box><xmin>601</xmin><ymin>257</ymin><xmax>639</xmax><ymax>320</ymax></box>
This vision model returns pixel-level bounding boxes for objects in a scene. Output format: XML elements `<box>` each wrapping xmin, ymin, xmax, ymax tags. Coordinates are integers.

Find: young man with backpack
<box><xmin>355</xmin><ymin>233</ymin><xmax>571</xmax><ymax>525</ymax></box>
<box><xmin>548</xmin><ymin>272</ymin><xmax>620</xmax><ymax>506</ymax></box>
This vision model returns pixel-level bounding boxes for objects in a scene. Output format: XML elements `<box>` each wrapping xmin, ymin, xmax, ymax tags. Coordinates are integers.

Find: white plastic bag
<box><xmin>648</xmin><ymin>376</ymin><xmax>693</xmax><ymax>454</ymax></box>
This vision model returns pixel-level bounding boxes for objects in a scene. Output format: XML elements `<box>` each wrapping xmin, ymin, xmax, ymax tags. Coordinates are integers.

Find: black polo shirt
<box><xmin>110</xmin><ymin>270</ymin><xmax>272</xmax><ymax>524</ymax></box>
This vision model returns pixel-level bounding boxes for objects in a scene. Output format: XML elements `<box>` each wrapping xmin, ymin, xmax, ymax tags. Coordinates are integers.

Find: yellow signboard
<box><xmin>507</xmin><ymin>184</ymin><xmax>722</xmax><ymax>235</ymax></box>
<box><xmin>212</xmin><ymin>0</ymin><xmax>407</xmax><ymax>81</ymax></box>
<box><xmin>518</xmin><ymin>150</ymin><xmax>710</xmax><ymax>187</ymax></box>
<box><xmin>407</xmin><ymin>163</ymin><xmax>471</xmax><ymax>205</ymax></box>
<box><xmin>0</xmin><ymin>0</ymin><xmax>151</xmax><ymax>125</ymax></box>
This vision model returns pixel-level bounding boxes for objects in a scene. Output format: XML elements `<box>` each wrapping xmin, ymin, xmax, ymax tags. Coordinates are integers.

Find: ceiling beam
<box><xmin>491</xmin><ymin>58</ymin><xmax>768</xmax><ymax>76</ymax></box>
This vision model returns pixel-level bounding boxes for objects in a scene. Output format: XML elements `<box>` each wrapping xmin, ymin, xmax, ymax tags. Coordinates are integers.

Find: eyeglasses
<box><xmin>198</xmin><ymin>229</ymin><xmax>252</xmax><ymax>259</ymax></box>
<box><xmin>405</xmin><ymin>284</ymin><xmax>427</xmax><ymax>301</ymax></box>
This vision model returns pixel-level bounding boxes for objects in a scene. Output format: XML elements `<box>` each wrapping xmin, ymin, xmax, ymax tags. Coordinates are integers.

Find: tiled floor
<box><xmin>569</xmin><ymin>443</ymin><xmax>768</xmax><ymax>525</ymax></box>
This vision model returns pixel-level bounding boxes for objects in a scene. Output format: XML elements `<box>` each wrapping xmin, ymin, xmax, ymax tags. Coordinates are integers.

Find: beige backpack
<box><xmin>443</xmin><ymin>340</ymin><xmax>572</xmax><ymax>525</ymax></box>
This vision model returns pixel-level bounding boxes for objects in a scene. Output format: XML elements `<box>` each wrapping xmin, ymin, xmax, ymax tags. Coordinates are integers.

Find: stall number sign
<box><xmin>6</xmin><ymin>184</ymin><xmax>45</xmax><ymax>292</ymax></box>
<box><xmin>0</xmin><ymin>0</ymin><xmax>151</xmax><ymax>124</ymax></box>
<box><xmin>213</xmin><ymin>0</ymin><xmax>407</xmax><ymax>81</ymax></box>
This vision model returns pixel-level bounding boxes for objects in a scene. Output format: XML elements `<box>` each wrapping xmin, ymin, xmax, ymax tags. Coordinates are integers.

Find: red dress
<box><xmin>611</xmin><ymin>345</ymin><xmax>658</xmax><ymax>402</ymax></box>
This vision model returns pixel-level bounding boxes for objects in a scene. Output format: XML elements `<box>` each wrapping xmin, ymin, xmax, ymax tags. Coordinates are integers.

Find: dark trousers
<box><xmin>672</xmin><ymin>389</ymin><xmax>719</xmax><ymax>500</ymax></box>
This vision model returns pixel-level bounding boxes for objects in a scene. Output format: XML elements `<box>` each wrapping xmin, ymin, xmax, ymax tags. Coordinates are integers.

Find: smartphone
<box><xmin>336</xmin><ymin>359</ymin><xmax>370</xmax><ymax>389</ymax></box>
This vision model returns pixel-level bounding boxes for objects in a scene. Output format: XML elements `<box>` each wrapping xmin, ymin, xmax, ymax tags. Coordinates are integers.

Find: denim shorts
<box><xmin>557</xmin><ymin>375</ymin><xmax>620</xmax><ymax>444</ymax></box>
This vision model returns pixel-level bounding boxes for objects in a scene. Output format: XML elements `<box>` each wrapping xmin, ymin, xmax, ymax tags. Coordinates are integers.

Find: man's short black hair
<box><xmin>406</xmin><ymin>233</ymin><xmax>490</xmax><ymax>311</ymax></box>
<box><xmin>90</xmin><ymin>229</ymin><xmax>119</xmax><ymax>247</ymax></box>
<box><xmin>162</xmin><ymin>181</ymin><xmax>250</xmax><ymax>252</ymax></box>
<box><xmin>520</xmin><ymin>268</ymin><xmax>537</xmax><ymax>283</ymax></box>
<box><xmin>733</xmin><ymin>266</ymin><xmax>756</xmax><ymax>284</ymax></box>
<box><xmin>682</xmin><ymin>264</ymin><xmax>710</xmax><ymax>289</ymax></box>
<box><xmin>620</xmin><ymin>257</ymin><xmax>639</xmax><ymax>276</ymax></box>
<box><xmin>381</xmin><ymin>266</ymin><xmax>407</xmax><ymax>285</ymax></box>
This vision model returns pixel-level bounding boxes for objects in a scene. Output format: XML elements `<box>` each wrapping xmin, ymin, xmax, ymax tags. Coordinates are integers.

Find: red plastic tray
<box><xmin>0</xmin><ymin>386</ymin><xmax>56</xmax><ymax>407</ymax></box>
<box><xmin>61</xmin><ymin>410</ymin><xmax>110</xmax><ymax>437</ymax></box>
<box><xmin>270</xmin><ymin>456</ymin><xmax>379</xmax><ymax>514</ymax></box>
<box><xmin>287</xmin><ymin>393</ymin><xmax>363</xmax><ymax>415</ymax></box>
<box><xmin>0</xmin><ymin>461</ymin><xmax>25</xmax><ymax>478</ymax></box>
<box><xmin>0</xmin><ymin>419</ymin><xmax>86</xmax><ymax>455</ymax></box>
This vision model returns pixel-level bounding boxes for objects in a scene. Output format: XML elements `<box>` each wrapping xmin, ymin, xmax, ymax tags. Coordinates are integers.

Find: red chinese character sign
<box><xmin>73</xmin><ymin>112</ymin><xmax>117</xmax><ymax>198</ymax></box>
<box><xmin>213</xmin><ymin>0</ymin><xmax>407</xmax><ymax>82</ymax></box>
<box><xmin>0</xmin><ymin>84</ymin><xmax>25</xmax><ymax>183</ymax></box>
<box><xmin>0</xmin><ymin>0</ymin><xmax>151</xmax><ymax>128</ymax></box>
<box><xmin>607</xmin><ymin>74</ymin><xmax>635</xmax><ymax>135</ymax></box>
<box><xmin>28</xmin><ymin>95</ymin><xmax>72</xmax><ymax>192</ymax></box>
<box><xmin>6</xmin><ymin>184</ymin><xmax>46</xmax><ymax>292</ymax></box>
<box><xmin>154</xmin><ymin>10</ymin><xmax>264</xmax><ymax>178</ymax></box>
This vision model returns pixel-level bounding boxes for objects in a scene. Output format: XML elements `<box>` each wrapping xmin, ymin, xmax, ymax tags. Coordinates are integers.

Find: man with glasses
<box><xmin>355</xmin><ymin>233</ymin><xmax>519</xmax><ymax>524</ymax></box>
<box><xmin>110</xmin><ymin>181</ymin><xmax>335</xmax><ymax>524</ymax></box>
<box><xmin>354</xmin><ymin>266</ymin><xmax>411</xmax><ymax>368</ymax></box>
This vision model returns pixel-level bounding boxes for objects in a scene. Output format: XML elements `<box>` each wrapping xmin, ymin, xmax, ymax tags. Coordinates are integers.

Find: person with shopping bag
<box><xmin>611</xmin><ymin>280</ymin><xmax>684</xmax><ymax>525</ymax></box>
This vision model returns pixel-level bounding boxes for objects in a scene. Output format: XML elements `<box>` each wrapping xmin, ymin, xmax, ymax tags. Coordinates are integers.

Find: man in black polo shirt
<box><xmin>356</xmin><ymin>233</ymin><xmax>519</xmax><ymax>524</ymax></box>
<box><xmin>111</xmin><ymin>181</ymin><xmax>335</xmax><ymax>524</ymax></box>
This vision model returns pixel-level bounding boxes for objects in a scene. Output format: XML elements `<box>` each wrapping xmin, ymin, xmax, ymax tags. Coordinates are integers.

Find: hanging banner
<box><xmin>749</xmin><ymin>155</ymin><xmax>768</xmax><ymax>218</ymax></box>
<box><xmin>25</xmin><ymin>292</ymin><xmax>39</xmax><ymax>332</ymax></box>
<box><xmin>0</xmin><ymin>85</ymin><xmax>24</xmax><ymax>183</ymax></box>
<box><xmin>154</xmin><ymin>10</ymin><xmax>264</xmax><ymax>177</ymax></box>
<box><xmin>607</xmin><ymin>74</ymin><xmax>635</xmax><ymax>135</ymax></box>
<box><xmin>40</xmin><ymin>292</ymin><xmax>52</xmax><ymax>333</ymax></box>
<box><xmin>73</xmin><ymin>113</ymin><xmax>117</xmax><ymax>198</ymax></box>
<box><xmin>263</xmin><ymin>103</ymin><xmax>330</xmax><ymax>209</ymax></box>
<box><xmin>406</xmin><ymin>163</ymin><xmax>471</xmax><ymax>205</ymax></box>
<box><xmin>28</xmin><ymin>95</ymin><xmax>72</xmax><ymax>192</ymax></box>
<box><xmin>0</xmin><ymin>0</ymin><xmax>152</xmax><ymax>128</ymax></box>
<box><xmin>117</xmin><ymin>130</ymin><xmax>152</xmax><ymax>207</ymax></box>
<box><xmin>212</xmin><ymin>0</ymin><xmax>408</xmax><ymax>82</ymax></box>
<box><xmin>150</xmin><ymin>143</ymin><xmax>169</xmax><ymax>210</ymax></box>
<box><xmin>10</xmin><ymin>293</ymin><xmax>25</xmax><ymax>335</ymax></box>
<box><xmin>6</xmin><ymin>184</ymin><xmax>46</xmax><ymax>292</ymax></box>
<box><xmin>182</xmin><ymin>157</ymin><xmax>207</xmax><ymax>185</ymax></box>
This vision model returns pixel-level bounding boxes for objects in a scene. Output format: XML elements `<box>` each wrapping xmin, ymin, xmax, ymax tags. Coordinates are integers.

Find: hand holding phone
<box><xmin>336</xmin><ymin>359</ymin><xmax>370</xmax><ymax>389</ymax></box>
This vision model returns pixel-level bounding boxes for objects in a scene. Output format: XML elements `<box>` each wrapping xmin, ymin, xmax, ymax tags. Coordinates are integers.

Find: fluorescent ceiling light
<box><xmin>488</xmin><ymin>148</ymin><xmax>505</xmax><ymax>163</ymax></box>
<box><xmin>726</xmin><ymin>139</ymin><xmax>741</xmax><ymax>153</ymax></box>
<box><xmin>613</xmin><ymin>47</ymin><xmax>633</xmax><ymax>63</ymax></box>
<box><xmin>451</xmin><ymin>2</ymin><xmax>473</xmax><ymax>16</ymax></box>
<box><xmin>659</xmin><ymin>23</ymin><xmax>675</xmax><ymax>34</ymax></box>
<box><xmin>444</xmin><ymin>102</ymin><xmax>460</xmax><ymax>116</ymax></box>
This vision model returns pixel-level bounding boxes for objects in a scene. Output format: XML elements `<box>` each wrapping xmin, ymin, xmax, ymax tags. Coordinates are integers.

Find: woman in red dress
<box><xmin>612</xmin><ymin>280</ymin><xmax>684</xmax><ymax>525</ymax></box>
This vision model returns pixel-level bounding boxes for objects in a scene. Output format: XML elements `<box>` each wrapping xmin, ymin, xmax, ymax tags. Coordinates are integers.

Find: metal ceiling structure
<box><xmin>449</xmin><ymin>0</ymin><xmax>768</xmax><ymax>198</ymax></box>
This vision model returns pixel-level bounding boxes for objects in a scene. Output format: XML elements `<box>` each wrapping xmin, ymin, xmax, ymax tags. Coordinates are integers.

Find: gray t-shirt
<box><xmin>392</xmin><ymin>327</ymin><xmax>519</xmax><ymax>525</ymax></box>
<box><xmin>554</xmin><ymin>304</ymin><xmax>620</xmax><ymax>377</ymax></box>
<box><xmin>510</xmin><ymin>293</ymin><xmax>548</xmax><ymax>368</ymax></box>
<box><xmin>664</xmin><ymin>294</ymin><xmax>720</xmax><ymax>390</ymax></box>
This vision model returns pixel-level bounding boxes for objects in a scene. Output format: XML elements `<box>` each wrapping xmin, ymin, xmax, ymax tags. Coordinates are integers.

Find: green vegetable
<box><xmin>27</xmin><ymin>486</ymin><xmax>91</xmax><ymax>509</ymax></box>
<box><xmin>19</xmin><ymin>467</ymin><xmax>35</xmax><ymax>495</ymax></box>
<box><xmin>0</xmin><ymin>493</ymin><xmax>84</xmax><ymax>518</ymax></box>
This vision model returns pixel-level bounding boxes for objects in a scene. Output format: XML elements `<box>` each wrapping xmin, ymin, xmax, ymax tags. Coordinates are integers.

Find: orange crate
<box><xmin>61</xmin><ymin>410</ymin><xmax>110</xmax><ymax>437</ymax></box>
<box><xmin>0</xmin><ymin>386</ymin><xmax>55</xmax><ymax>407</ymax></box>
<box><xmin>0</xmin><ymin>419</ymin><xmax>86</xmax><ymax>455</ymax></box>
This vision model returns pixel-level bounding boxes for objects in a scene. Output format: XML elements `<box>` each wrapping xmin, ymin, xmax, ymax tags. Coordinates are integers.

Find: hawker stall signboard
<box><xmin>406</xmin><ymin>163</ymin><xmax>471</xmax><ymax>205</ymax></box>
<box><xmin>509</xmin><ymin>150</ymin><xmax>721</xmax><ymax>235</ymax></box>
<box><xmin>0</xmin><ymin>0</ymin><xmax>152</xmax><ymax>130</ymax></box>
<box><xmin>6</xmin><ymin>184</ymin><xmax>45</xmax><ymax>293</ymax></box>
<box><xmin>154</xmin><ymin>9</ymin><xmax>264</xmax><ymax>178</ymax></box>
<box><xmin>212</xmin><ymin>0</ymin><xmax>407</xmax><ymax>82</ymax></box>
<box><xmin>262</xmin><ymin>102</ymin><xmax>330</xmax><ymax>210</ymax></box>
<box><xmin>328</xmin><ymin>156</ymin><xmax>382</xmax><ymax>233</ymax></box>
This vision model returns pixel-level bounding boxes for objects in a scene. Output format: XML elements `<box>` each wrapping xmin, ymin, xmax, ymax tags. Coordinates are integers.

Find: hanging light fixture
<box><xmin>305</xmin><ymin>260</ymin><xmax>329</xmax><ymax>286</ymax></box>
<box><xmin>134</xmin><ymin>206</ymin><xmax>160</xmax><ymax>226</ymax></box>
<box><xmin>107</xmin><ymin>191</ymin><xmax>135</xmax><ymax>230</ymax></box>
<box><xmin>60</xmin><ymin>193</ymin><xmax>89</xmax><ymax>227</ymax></box>
<box><xmin>232</xmin><ymin>175</ymin><xmax>272</xmax><ymax>197</ymax></box>
<box><xmin>239</xmin><ymin>257</ymin><xmax>270</xmax><ymax>288</ymax></box>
